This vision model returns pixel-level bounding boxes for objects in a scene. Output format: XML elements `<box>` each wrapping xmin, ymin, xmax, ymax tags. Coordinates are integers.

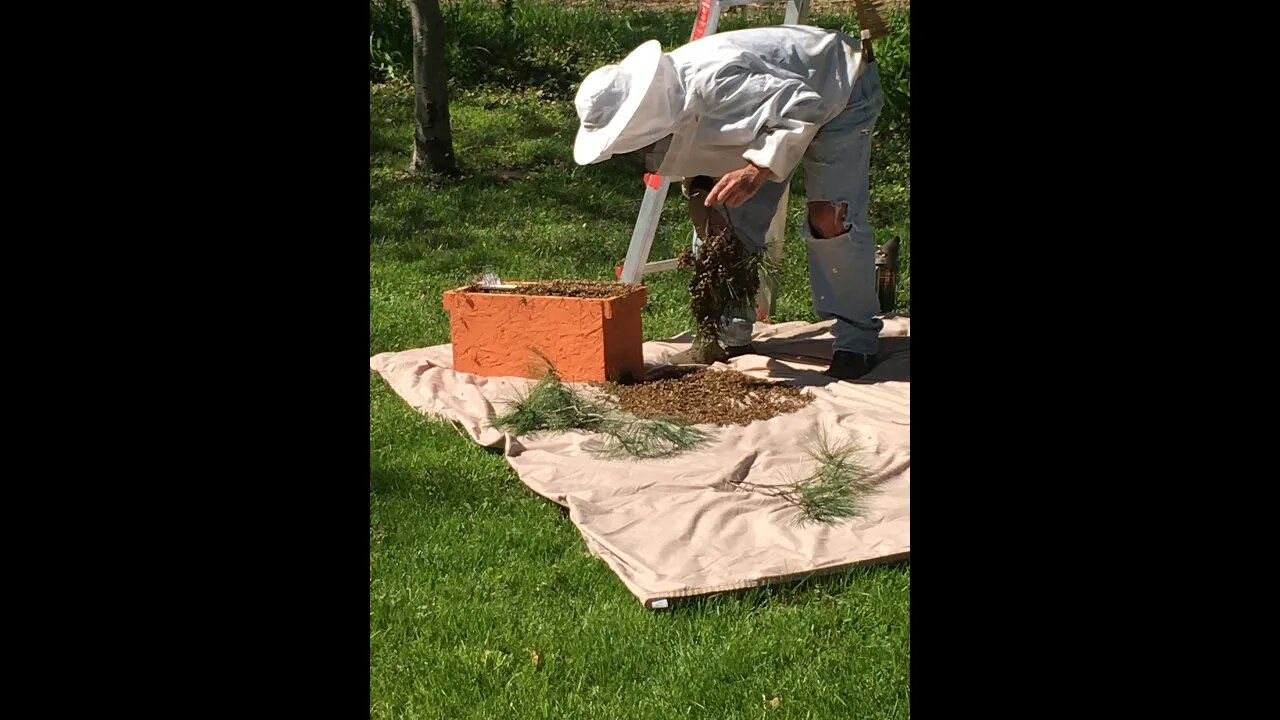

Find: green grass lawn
<box><xmin>369</xmin><ymin>10</ymin><xmax>910</xmax><ymax>716</ymax></box>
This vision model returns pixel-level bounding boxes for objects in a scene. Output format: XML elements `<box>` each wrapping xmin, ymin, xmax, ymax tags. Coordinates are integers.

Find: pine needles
<box><xmin>492</xmin><ymin>374</ymin><xmax>876</xmax><ymax>521</ymax></box>
<box><xmin>490</xmin><ymin>368</ymin><xmax>711</xmax><ymax>460</ymax></box>
<box><xmin>587</xmin><ymin>418</ymin><xmax>712</xmax><ymax>460</ymax></box>
<box><xmin>736</xmin><ymin>427</ymin><xmax>878</xmax><ymax>525</ymax></box>
<box><xmin>786</xmin><ymin>430</ymin><xmax>873</xmax><ymax>524</ymax></box>
<box><xmin>490</xmin><ymin>369</ymin><xmax>612</xmax><ymax>435</ymax></box>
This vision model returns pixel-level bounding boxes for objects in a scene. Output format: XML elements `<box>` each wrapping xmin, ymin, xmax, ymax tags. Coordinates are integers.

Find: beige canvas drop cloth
<box><xmin>370</xmin><ymin>317</ymin><xmax>910</xmax><ymax>607</ymax></box>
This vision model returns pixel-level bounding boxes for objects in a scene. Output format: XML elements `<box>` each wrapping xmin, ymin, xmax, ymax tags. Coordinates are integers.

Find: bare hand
<box><xmin>705</xmin><ymin>163</ymin><xmax>770</xmax><ymax>208</ymax></box>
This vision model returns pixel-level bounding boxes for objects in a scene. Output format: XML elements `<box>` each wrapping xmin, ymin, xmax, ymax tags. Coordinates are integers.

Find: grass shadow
<box><xmin>370</xmin><ymin>451</ymin><xmax>507</xmax><ymax>507</ymax></box>
<box><xmin>658</xmin><ymin>556</ymin><xmax>911</xmax><ymax>612</ymax></box>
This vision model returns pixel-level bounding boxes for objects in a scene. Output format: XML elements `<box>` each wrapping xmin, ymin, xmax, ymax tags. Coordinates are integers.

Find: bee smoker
<box><xmin>875</xmin><ymin>235</ymin><xmax>900</xmax><ymax>313</ymax></box>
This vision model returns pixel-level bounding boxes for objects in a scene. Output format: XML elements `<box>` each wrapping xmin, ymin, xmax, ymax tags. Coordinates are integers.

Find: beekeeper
<box><xmin>572</xmin><ymin>25</ymin><xmax>885</xmax><ymax>380</ymax></box>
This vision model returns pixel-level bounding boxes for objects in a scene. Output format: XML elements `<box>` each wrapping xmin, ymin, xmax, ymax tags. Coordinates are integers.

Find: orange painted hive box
<box><xmin>441</xmin><ymin>281</ymin><xmax>648</xmax><ymax>383</ymax></box>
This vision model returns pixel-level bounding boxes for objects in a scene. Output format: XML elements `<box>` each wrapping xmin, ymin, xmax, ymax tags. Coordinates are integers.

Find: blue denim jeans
<box><xmin>694</xmin><ymin>62</ymin><xmax>886</xmax><ymax>355</ymax></box>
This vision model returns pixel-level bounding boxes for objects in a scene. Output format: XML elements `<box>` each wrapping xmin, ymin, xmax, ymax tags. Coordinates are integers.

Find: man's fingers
<box><xmin>707</xmin><ymin>172</ymin><xmax>764</xmax><ymax>207</ymax></box>
<box><xmin>705</xmin><ymin>178</ymin><xmax>730</xmax><ymax>206</ymax></box>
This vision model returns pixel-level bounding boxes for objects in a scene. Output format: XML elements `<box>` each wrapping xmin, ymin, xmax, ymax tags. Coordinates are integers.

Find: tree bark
<box><xmin>407</xmin><ymin>0</ymin><xmax>459</xmax><ymax>175</ymax></box>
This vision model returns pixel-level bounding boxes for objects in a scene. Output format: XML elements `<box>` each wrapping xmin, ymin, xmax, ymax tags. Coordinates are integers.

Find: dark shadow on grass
<box><xmin>370</xmin><ymin>457</ymin><xmax>501</xmax><ymax>507</ymax></box>
<box><xmin>533</xmin><ymin>172</ymin><xmax>644</xmax><ymax>225</ymax></box>
<box><xmin>656</xmin><ymin>555</ymin><xmax>911</xmax><ymax>612</ymax></box>
<box><xmin>468</xmin><ymin>151</ymin><xmax>652</xmax><ymax>226</ymax></box>
<box><xmin>370</xmin><ymin>98</ymin><xmax>660</xmax><ymax>235</ymax></box>
<box><xmin>369</xmin><ymin>226</ymin><xmax>507</xmax><ymax>267</ymax></box>
<box><xmin>456</xmin><ymin>102</ymin><xmax>573</xmax><ymax>167</ymax></box>
<box><xmin>442</xmin><ymin>9</ymin><xmax>692</xmax><ymax>96</ymax></box>
<box><xmin>370</xmin><ymin>129</ymin><xmax>405</xmax><ymax>157</ymax></box>
<box><xmin>371</xmin><ymin>165</ymin><xmax>652</xmax><ymax>251</ymax></box>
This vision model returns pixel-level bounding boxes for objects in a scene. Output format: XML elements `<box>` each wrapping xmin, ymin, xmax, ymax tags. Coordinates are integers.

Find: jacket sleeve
<box><xmin>704</xmin><ymin>66</ymin><xmax>831</xmax><ymax>182</ymax></box>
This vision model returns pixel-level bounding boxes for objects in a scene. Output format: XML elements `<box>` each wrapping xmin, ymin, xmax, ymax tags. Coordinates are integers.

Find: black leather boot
<box><xmin>825</xmin><ymin>351</ymin><xmax>876</xmax><ymax>380</ymax></box>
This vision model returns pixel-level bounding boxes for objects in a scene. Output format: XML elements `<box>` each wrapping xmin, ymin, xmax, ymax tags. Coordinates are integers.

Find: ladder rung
<box><xmin>642</xmin><ymin>258</ymin><xmax>681</xmax><ymax>274</ymax></box>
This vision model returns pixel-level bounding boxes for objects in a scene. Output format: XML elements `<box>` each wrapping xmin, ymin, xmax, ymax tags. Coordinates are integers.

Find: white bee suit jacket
<box><xmin>620</xmin><ymin>26</ymin><xmax>867</xmax><ymax>182</ymax></box>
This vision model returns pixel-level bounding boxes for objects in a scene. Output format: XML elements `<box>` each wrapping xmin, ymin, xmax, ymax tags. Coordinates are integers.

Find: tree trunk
<box><xmin>407</xmin><ymin>0</ymin><xmax>459</xmax><ymax>176</ymax></box>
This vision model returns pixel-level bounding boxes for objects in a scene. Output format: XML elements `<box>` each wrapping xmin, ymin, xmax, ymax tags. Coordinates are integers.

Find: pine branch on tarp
<box><xmin>734</xmin><ymin>427</ymin><xmax>878</xmax><ymax>525</ymax></box>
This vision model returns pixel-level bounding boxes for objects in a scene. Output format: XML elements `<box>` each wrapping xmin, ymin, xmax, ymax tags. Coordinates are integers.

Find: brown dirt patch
<box><xmin>467</xmin><ymin>280</ymin><xmax>639</xmax><ymax>298</ymax></box>
<box><xmin>610</xmin><ymin>367</ymin><xmax>813</xmax><ymax>426</ymax></box>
